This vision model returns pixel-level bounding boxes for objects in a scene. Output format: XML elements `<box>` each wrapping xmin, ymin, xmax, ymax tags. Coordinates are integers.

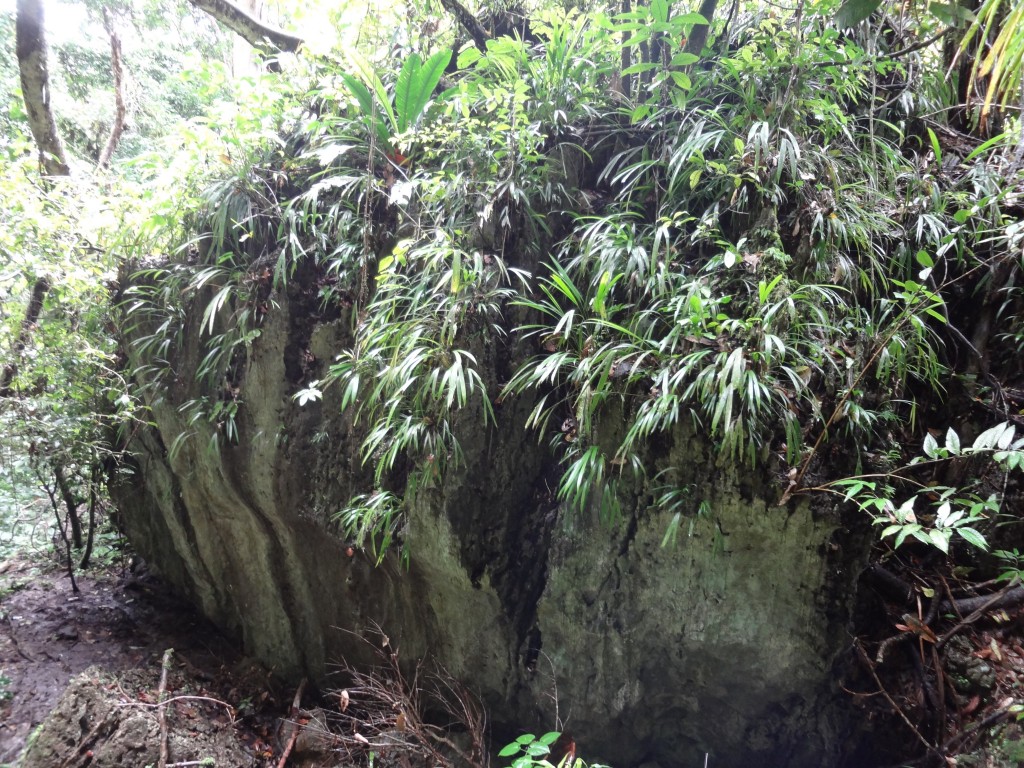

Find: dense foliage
<box><xmin>5</xmin><ymin>0</ymin><xmax>1024</xmax><ymax>761</ymax></box>
<box><xmin>119</xmin><ymin>1</ymin><xmax>1024</xmax><ymax>557</ymax></box>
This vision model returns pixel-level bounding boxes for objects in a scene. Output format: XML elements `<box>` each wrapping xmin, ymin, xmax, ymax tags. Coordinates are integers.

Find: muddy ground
<box><xmin>0</xmin><ymin>553</ymin><xmax>478</xmax><ymax>768</ymax></box>
<box><xmin>9</xmin><ymin>549</ymin><xmax>1024</xmax><ymax>767</ymax></box>
<box><xmin>0</xmin><ymin>555</ymin><xmax>314</xmax><ymax>767</ymax></box>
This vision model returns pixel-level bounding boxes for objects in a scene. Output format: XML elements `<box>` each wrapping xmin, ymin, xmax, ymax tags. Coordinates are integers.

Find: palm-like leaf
<box><xmin>962</xmin><ymin>0</ymin><xmax>1024</xmax><ymax>123</ymax></box>
<box><xmin>395</xmin><ymin>50</ymin><xmax>452</xmax><ymax>133</ymax></box>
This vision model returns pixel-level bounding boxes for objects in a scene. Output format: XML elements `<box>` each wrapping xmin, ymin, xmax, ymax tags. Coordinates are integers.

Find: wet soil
<box><xmin>0</xmin><ymin>553</ymin><xmax>481</xmax><ymax>768</ymax></box>
<box><xmin>0</xmin><ymin>555</ymin><xmax>292</xmax><ymax>766</ymax></box>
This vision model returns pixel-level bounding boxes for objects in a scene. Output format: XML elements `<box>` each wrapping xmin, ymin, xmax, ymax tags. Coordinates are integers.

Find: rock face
<box><xmin>111</xmin><ymin>264</ymin><xmax>867</xmax><ymax>768</ymax></box>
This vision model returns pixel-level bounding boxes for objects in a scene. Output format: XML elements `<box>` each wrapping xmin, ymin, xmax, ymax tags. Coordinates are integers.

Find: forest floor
<box><xmin>0</xmin><ymin>553</ymin><xmax>330</xmax><ymax>767</ymax></box>
<box><xmin>10</xmin><ymin>546</ymin><xmax>1024</xmax><ymax>767</ymax></box>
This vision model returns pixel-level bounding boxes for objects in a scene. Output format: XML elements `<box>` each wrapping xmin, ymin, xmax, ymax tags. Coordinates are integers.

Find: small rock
<box><xmin>118</xmin><ymin>714</ymin><xmax>154</xmax><ymax>750</ymax></box>
<box><xmin>55</xmin><ymin>625</ymin><xmax>78</xmax><ymax>641</ymax></box>
<box><xmin>293</xmin><ymin>726</ymin><xmax>335</xmax><ymax>757</ymax></box>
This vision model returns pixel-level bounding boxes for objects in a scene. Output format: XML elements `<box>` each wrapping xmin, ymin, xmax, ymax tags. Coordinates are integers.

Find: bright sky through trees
<box><xmin>0</xmin><ymin>0</ymin><xmax>405</xmax><ymax>53</ymax></box>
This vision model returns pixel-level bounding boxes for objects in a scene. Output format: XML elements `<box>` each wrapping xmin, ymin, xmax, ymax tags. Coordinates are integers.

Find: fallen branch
<box><xmin>942</xmin><ymin>702</ymin><xmax>1013</xmax><ymax>753</ymax></box>
<box><xmin>158</xmin><ymin>648</ymin><xmax>174</xmax><ymax>768</ymax></box>
<box><xmin>855</xmin><ymin>640</ymin><xmax>945</xmax><ymax>761</ymax></box>
<box><xmin>939</xmin><ymin>583</ymin><xmax>1024</xmax><ymax>618</ymax></box>
<box><xmin>276</xmin><ymin>677</ymin><xmax>307</xmax><ymax>768</ymax></box>
<box><xmin>937</xmin><ymin>582</ymin><xmax>1024</xmax><ymax>650</ymax></box>
<box><xmin>864</xmin><ymin>563</ymin><xmax>915</xmax><ymax>604</ymax></box>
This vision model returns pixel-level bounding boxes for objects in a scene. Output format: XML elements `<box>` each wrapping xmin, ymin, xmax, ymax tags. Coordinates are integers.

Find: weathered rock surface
<box><xmin>111</xmin><ymin>266</ymin><xmax>868</xmax><ymax>767</ymax></box>
<box><xmin>20</xmin><ymin>667</ymin><xmax>252</xmax><ymax>768</ymax></box>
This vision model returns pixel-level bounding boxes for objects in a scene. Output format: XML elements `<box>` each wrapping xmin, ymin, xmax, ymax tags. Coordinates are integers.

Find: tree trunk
<box><xmin>621</xmin><ymin>0</ymin><xmax>633</xmax><ymax>98</ymax></box>
<box><xmin>0</xmin><ymin>276</ymin><xmax>51</xmax><ymax>397</ymax></box>
<box><xmin>54</xmin><ymin>461</ymin><xmax>83</xmax><ymax>550</ymax></box>
<box><xmin>187</xmin><ymin>0</ymin><xmax>302</xmax><ymax>54</ymax></box>
<box><xmin>437</xmin><ymin>0</ymin><xmax>490</xmax><ymax>53</ymax></box>
<box><xmin>79</xmin><ymin>464</ymin><xmax>98</xmax><ymax>569</ymax></box>
<box><xmin>16</xmin><ymin>0</ymin><xmax>71</xmax><ymax>177</ymax></box>
<box><xmin>97</xmin><ymin>7</ymin><xmax>126</xmax><ymax>169</ymax></box>
<box><xmin>683</xmin><ymin>0</ymin><xmax>719</xmax><ymax>57</ymax></box>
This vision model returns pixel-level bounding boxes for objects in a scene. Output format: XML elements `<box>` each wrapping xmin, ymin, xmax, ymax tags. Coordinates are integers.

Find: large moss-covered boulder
<box><xmin>111</xmin><ymin>264</ymin><xmax>866</xmax><ymax>768</ymax></box>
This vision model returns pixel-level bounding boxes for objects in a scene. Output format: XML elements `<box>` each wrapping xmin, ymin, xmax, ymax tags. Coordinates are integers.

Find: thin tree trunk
<box><xmin>16</xmin><ymin>0</ymin><xmax>71</xmax><ymax>177</ymax></box>
<box><xmin>54</xmin><ymin>461</ymin><xmax>83</xmax><ymax>549</ymax></box>
<box><xmin>0</xmin><ymin>276</ymin><xmax>50</xmax><ymax>397</ymax></box>
<box><xmin>621</xmin><ymin>0</ymin><xmax>633</xmax><ymax>98</ymax></box>
<box><xmin>684</xmin><ymin>0</ymin><xmax>719</xmax><ymax>57</ymax></box>
<box><xmin>79</xmin><ymin>464</ymin><xmax>97</xmax><ymax>568</ymax></box>
<box><xmin>97</xmin><ymin>7</ymin><xmax>126</xmax><ymax>169</ymax></box>
<box><xmin>39</xmin><ymin>467</ymin><xmax>79</xmax><ymax>593</ymax></box>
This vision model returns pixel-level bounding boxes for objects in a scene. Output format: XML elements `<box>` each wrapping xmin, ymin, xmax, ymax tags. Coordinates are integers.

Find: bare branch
<box><xmin>437</xmin><ymin>0</ymin><xmax>490</xmax><ymax>53</ymax></box>
<box><xmin>186</xmin><ymin>0</ymin><xmax>303</xmax><ymax>54</ymax></box>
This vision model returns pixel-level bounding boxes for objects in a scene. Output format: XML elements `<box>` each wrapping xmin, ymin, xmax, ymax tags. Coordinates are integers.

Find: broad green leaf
<box><xmin>674</xmin><ymin>12</ymin><xmax>710</xmax><ymax>24</ymax></box>
<box><xmin>346</xmin><ymin>51</ymin><xmax>398</xmax><ymax>135</ymax></box>
<box><xmin>622</xmin><ymin>62</ymin><xmax>661</xmax><ymax>76</ymax></box>
<box><xmin>973</xmin><ymin>422</ymin><xmax>1008</xmax><ymax>450</ymax></box>
<box><xmin>928</xmin><ymin>528</ymin><xmax>950</xmax><ymax>553</ymax></box>
<box><xmin>339</xmin><ymin>72</ymin><xmax>390</xmax><ymax>146</ymax></box>
<box><xmin>895</xmin><ymin>525</ymin><xmax>919</xmax><ymax>548</ymax></box>
<box><xmin>671</xmin><ymin>52</ymin><xmax>700</xmax><ymax>67</ymax></box>
<box><xmin>409</xmin><ymin>50</ymin><xmax>453</xmax><ymax>130</ymax></box>
<box><xmin>965</xmin><ymin>132</ymin><xmax>1010</xmax><ymax>162</ymax></box>
<box><xmin>926</xmin><ymin>127</ymin><xmax>942</xmax><ymax>165</ymax></box>
<box><xmin>451</xmin><ymin>249</ymin><xmax>462</xmax><ymax>294</ymax></box>
<box><xmin>395</xmin><ymin>53</ymin><xmax>423</xmax><ymax>134</ymax></box>
<box><xmin>945</xmin><ymin>427</ymin><xmax>961</xmax><ymax>454</ymax></box>
<box><xmin>835</xmin><ymin>0</ymin><xmax>882</xmax><ymax>27</ymax></box>
<box><xmin>457</xmin><ymin>46</ymin><xmax>482</xmax><ymax>69</ymax></box>
<box><xmin>958</xmin><ymin>527</ymin><xmax>989</xmax><ymax>550</ymax></box>
<box><xmin>339</xmin><ymin>72</ymin><xmax>373</xmax><ymax>116</ymax></box>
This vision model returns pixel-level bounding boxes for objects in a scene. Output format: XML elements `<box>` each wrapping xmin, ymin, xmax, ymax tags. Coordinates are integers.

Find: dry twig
<box><xmin>116</xmin><ymin>695</ymin><xmax>236</xmax><ymax>722</ymax></box>
<box><xmin>327</xmin><ymin>624</ymin><xmax>488</xmax><ymax>768</ymax></box>
<box><xmin>157</xmin><ymin>648</ymin><xmax>174</xmax><ymax>768</ymax></box>
<box><xmin>275</xmin><ymin>677</ymin><xmax>307</xmax><ymax>768</ymax></box>
<box><xmin>855</xmin><ymin>639</ymin><xmax>945</xmax><ymax>762</ymax></box>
